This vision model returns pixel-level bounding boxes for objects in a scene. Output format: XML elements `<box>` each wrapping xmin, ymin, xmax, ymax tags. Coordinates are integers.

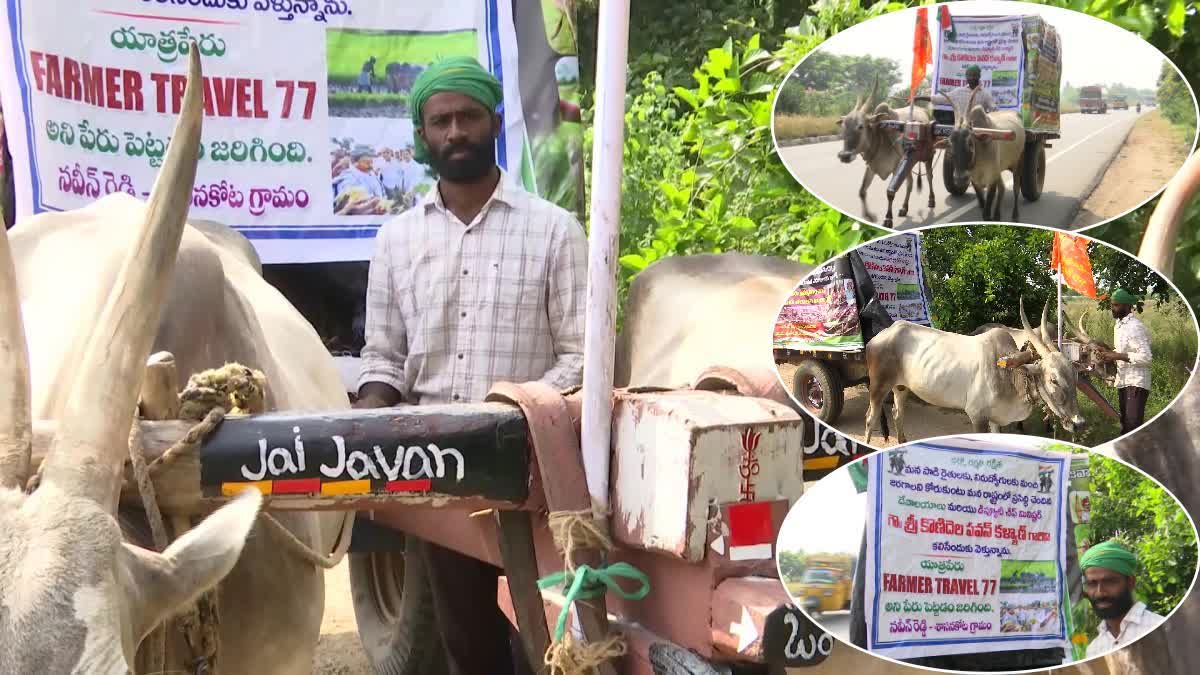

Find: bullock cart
<box><xmin>875</xmin><ymin>11</ymin><xmax>1063</xmax><ymax>218</ymax></box>
<box><xmin>29</xmin><ymin>360</ymin><xmax>844</xmax><ymax>675</ymax></box>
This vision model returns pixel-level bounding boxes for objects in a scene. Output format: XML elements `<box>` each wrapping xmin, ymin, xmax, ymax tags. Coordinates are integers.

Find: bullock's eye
<box><xmin>1050</xmin><ymin>377</ymin><xmax>1058</xmax><ymax>387</ymax></box>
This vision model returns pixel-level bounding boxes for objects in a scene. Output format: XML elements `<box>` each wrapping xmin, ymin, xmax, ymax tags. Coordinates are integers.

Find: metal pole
<box><xmin>580</xmin><ymin>0</ymin><xmax>630</xmax><ymax>517</ymax></box>
<box><xmin>1057</xmin><ymin>267</ymin><xmax>1063</xmax><ymax>350</ymax></box>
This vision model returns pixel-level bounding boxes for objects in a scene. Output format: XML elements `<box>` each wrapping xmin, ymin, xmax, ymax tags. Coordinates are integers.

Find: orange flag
<box><xmin>1051</xmin><ymin>232</ymin><xmax>1097</xmax><ymax>298</ymax></box>
<box><xmin>911</xmin><ymin>7</ymin><xmax>932</xmax><ymax>102</ymax></box>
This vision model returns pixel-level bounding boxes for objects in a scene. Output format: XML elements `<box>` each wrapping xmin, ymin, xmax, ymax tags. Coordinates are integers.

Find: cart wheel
<box><xmin>1021</xmin><ymin>141</ymin><xmax>1046</xmax><ymax>201</ymax></box>
<box><xmin>791</xmin><ymin>360</ymin><xmax>844</xmax><ymax>424</ymax></box>
<box><xmin>649</xmin><ymin>643</ymin><xmax>733</xmax><ymax>675</ymax></box>
<box><xmin>350</xmin><ymin>539</ymin><xmax>448</xmax><ymax>675</ymax></box>
<box><xmin>942</xmin><ymin>148</ymin><xmax>969</xmax><ymax>195</ymax></box>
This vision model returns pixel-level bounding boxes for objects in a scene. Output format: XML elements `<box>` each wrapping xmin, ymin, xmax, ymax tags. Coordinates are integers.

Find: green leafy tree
<box><xmin>1086</xmin><ymin>455</ymin><xmax>1198</xmax><ymax>616</ymax></box>
<box><xmin>778</xmin><ymin>550</ymin><xmax>808</xmax><ymax>582</ymax></box>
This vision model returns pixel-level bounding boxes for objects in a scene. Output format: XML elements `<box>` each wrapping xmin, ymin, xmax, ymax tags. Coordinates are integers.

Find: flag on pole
<box><xmin>1051</xmin><ymin>232</ymin><xmax>1098</xmax><ymax>298</ymax></box>
<box><xmin>911</xmin><ymin>7</ymin><xmax>932</xmax><ymax>102</ymax></box>
<box><xmin>938</xmin><ymin>4</ymin><xmax>957</xmax><ymax>42</ymax></box>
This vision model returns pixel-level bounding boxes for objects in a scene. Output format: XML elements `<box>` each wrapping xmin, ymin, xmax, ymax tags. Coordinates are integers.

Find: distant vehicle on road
<box><xmin>1112</xmin><ymin>95</ymin><xmax>1129</xmax><ymax>110</ymax></box>
<box><xmin>1080</xmin><ymin>85</ymin><xmax>1107</xmax><ymax>114</ymax></box>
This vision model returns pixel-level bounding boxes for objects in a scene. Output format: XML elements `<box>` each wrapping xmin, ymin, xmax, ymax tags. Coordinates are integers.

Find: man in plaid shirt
<box><xmin>355</xmin><ymin>57</ymin><xmax>587</xmax><ymax>675</ymax></box>
<box><xmin>1096</xmin><ymin>288</ymin><xmax>1153</xmax><ymax>435</ymax></box>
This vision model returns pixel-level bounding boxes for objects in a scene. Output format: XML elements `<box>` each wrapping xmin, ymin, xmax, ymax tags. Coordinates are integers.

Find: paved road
<box><xmin>812</xmin><ymin>610</ymin><xmax>852</xmax><ymax>644</ymax></box>
<box><xmin>779</xmin><ymin>108</ymin><xmax>1148</xmax><ymax>230</ymax></box>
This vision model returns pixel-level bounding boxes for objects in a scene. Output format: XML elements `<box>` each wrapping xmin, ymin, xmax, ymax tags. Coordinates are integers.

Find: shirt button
<box><xmin>460</xmin><ymin>311</ymin><xmax>467</xmax><ymax>318</ymax></box>
<box><xmin>462</xmin><ymin>269</ymin><xmax>469</xmax><ymax>276</ymax></box>
<box><xmin>457</xmin><ymin>354</ymin><xmax>464</xmax><ymax>360</ymax></box>
<box><xmin>452</xmin><ymin>394</ymin><xmax>460</xmax><ymax>401</ymax></box>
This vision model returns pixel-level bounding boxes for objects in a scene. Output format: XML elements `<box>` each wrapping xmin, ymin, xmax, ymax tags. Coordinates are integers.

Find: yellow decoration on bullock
<box><xmin>178</xmin><ymin>363</ymin><xmax>267</xmax><ymax>419</ymax></box>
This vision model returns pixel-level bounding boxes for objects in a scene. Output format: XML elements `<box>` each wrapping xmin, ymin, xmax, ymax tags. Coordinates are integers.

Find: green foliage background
<box><xmin>1074</xmin><ymin>454</ymin><xmax>1198</xmax><ymax>633</ymax></box>
<box><xmin>324</xmin><ymin>29</ymin><xmax>478</xmax><ymax>84</ymax></box>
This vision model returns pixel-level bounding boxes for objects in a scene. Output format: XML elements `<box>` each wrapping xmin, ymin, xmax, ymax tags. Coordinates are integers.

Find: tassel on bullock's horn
<box><xmin>39</xmin><ymin>46</ymin><xmax>204</xmax><ymax>507</ymax></box>
<box><xmin>0</xmin><ymin>206</ymin><xmax>31</xmax><ymax>490</ymax></box>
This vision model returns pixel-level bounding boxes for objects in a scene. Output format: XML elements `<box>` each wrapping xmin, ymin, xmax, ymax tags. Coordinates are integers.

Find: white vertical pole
<box><xmin>1057</xmin><ymin>268</ymin><xmax>1063</xmax><ymax>349</ymax></box>
<box><xmin>581</xmin><ymin>0</ymin><xmax>631</xmax><ymax>517</ymax></box>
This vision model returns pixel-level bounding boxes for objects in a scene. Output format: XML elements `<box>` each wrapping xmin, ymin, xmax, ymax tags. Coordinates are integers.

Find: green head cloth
<box><xmin>965</xmin><ymin>64</ymin><xmax>982</xmax><ymax>76</ymax></box>
<box><xmin>1110</xmin><ymin>288</ymin><xmax>1138</xmax><ymax>305</ymax></box>
<box><xmin>409</xmin><ymin>56</ymin><xmax>503</xmax><ymax>165</ymax></box>
<box><xmin>1081</xmin><ymin>539</ymin><xmax>1138</xmax><ymax>577</ymax></box>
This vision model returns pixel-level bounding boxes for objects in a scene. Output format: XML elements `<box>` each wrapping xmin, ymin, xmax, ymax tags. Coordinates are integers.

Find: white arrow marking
<box><xmin>731</xmin><ymin>606</ymin><xmax>760</xmax><ymax>653</ymax></box>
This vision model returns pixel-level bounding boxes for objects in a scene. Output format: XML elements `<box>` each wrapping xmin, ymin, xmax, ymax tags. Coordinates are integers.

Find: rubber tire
<box><xmin>792</xmin><ymin>359</ymin><xmax>844</xmax><ymax>424</ymax></box>
<box><xmin>1021</xmin><ymin>141</ymin><xmax>1046</xmax><ymax>202</ymax></box>
<box><xmin>942</xmin><ymin>147</ymin><xmax>969</xmax><ymax>195</ymax></box>
<box><xmin>649</xmin><ymin>643</ymin><xmax>732</xmax><ymax>675</ymax></box>
<box><xmin>349</xmin><ymin>538</ymin><xmax>449</xmax><ymax>675</ymax></box>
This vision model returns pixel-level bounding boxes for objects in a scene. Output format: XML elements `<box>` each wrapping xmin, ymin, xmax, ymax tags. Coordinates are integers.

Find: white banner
<box><xmin>0</xmin><ymin>1</ymin><xmax>580</xmax><ymax>263</ymax></box>
<box><xmin>933</xmin><ymin>16</ymin><xmax>1025</xmax><ymax>112</ymax></box>
<box><xmin>857</xmin><ymin>232</ymin><xmax>932</xmax><ymax>327</ymax></box>
<box><xmin>864</xmin><ymin>438</ymin><xmax>1070</xmax><ymax>659</ymax></box>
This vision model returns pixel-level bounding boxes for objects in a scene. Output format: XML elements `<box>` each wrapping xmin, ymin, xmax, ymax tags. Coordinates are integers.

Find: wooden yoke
<box><xmin>487</xmin><ymin>381</ymin><xmax>621</xmax><ymax>675</ymax></box>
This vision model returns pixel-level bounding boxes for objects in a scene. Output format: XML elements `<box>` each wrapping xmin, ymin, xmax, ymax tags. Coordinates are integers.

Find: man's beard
<box><xmin>1112</xmin><ymin>306</ymin><xmax>1130</xmax><ymax>319</ymax></box>
<box><xmin>430</xmin><ymin>138</ymin><xmax>496</xmax><ymax>182</ymax></box>
<box><xmin>1089</xmin><ymin>587</ymin><xmax>1135</xmax><ymax>619</ymax></box>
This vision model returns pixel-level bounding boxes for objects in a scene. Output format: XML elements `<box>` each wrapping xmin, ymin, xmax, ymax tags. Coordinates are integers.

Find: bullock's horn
<box><xmin>1066</xmin><ymin>310</ymin><xmax>1095</xmax><ymax>344</ymax></box>
<box><xmin>1039</xmin><ymin>300</ymin><xmax>1054</xmax><ymax>347</ymax></box>
<box><xmin>41</xmin><ymin>46</ymin><xmax>203</xmax><ymax>506</ymax></box>
<box><xmin>0</xmin><ymin>219</ymin><xmax>31</xmax><ymax>489</ymax></box>
<box><xmin>865</xmin><ymin>74</ymin><xmax>880</xmax><ymax>112</ymax></box>
<box><xmin>1139</xmin><ymin>147</ymin><xmax>1200</xmax><ymax>279</ymax></box>
<box><xmin>1020</xmin><ymin>297</ymin><xmax>1053</xmax><ymax>358</ymax></box>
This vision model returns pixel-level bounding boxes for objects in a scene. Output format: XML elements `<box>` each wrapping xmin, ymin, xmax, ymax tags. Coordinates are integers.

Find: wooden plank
<box><xmin>495</xmin><ymin>511</ymin><xmax>552</xmax><ymax>675</ymax></box>
<box><xmin>32</xmin><ymin>402</ymin><xmax>531</xmax><ymax>514</ymax></box>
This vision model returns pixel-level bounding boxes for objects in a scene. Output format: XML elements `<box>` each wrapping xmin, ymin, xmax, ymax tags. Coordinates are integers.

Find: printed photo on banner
<box><xmin>773</xmin><ymin>225</ymin><xmax>1199</xmax><ymax>450</ymax></box>
<box><xmin>769</xmin><ymin>0</ymin><xmax>1198</xmax><ymax>231</ymax></box>
<box><xmin>775</xmin><ymin>434</ymin><xmax>1199</xmax><ymax>669</ymax></box>
<box><xmin>329</xmin><ymin>117</ymin><xmax>432</xmax><ymax>216</ymax></box>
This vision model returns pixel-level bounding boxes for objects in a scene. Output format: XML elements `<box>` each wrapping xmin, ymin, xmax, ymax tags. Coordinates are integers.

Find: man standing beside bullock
<box><xmin>354</xmin><ymin>56</ymin><xmax>588</xmax><ymax>675</ymax></box>
<box><xmin>1096</xmin><ymin>288</ymin><xmax>1153</xmax><ymax>434</ymax></box>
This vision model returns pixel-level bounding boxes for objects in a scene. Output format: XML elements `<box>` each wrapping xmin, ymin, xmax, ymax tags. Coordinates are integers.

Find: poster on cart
<box><xmin>0</xmin><ymin>0</ymin><xmax>583</xmax><ymax>263</ymax></box>
<box><xmin>864</xmin><ymin>438</ymin><xmax>1071</xmax><ymax>659</ymax></box>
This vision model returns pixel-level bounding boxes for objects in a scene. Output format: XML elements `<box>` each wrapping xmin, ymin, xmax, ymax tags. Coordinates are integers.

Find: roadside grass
<box><xmin>775</xmin><ymin>113</ymin><xmax>840</xmax><ymax>140</ymax></box>
<box><xmin>1030</xmin><ymin>297</ymin><xmax>1197</xmax><ymax>446</ymax></box>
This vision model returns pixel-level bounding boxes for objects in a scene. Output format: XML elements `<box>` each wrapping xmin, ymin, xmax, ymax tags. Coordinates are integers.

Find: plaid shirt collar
<box><xmin>421</xmin><ymin>167</ymin><xmax>519</xmax><ymax>215</ymax></box>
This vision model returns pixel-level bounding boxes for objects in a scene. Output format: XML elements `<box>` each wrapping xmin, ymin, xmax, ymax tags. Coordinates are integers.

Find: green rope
<box><xmin>537</xmin><ymin>562</ymin><xmax>651</xmax><ymax>641</ymax></box>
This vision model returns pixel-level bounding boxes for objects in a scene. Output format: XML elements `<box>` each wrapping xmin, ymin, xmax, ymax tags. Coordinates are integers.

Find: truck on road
<box><xmin>1080</xmin><ymin>85</ymin><xmax>1107</xmax><ymax>114</ymax></box>
<box><xmin>1112</xmin><ymin>94</ymin><xmax>1129</xmax><ymax>110</ymax></box>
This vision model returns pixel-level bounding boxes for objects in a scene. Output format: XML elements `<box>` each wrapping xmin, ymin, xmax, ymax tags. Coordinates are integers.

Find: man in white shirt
<box><xmin>374</xmin><ymin>147</ymin><xmax>408</xmax><ymax>200</ymax></box>
<box><xmin>355</xmin><ymin>56</ymin><xmax>586</xmax><ymax>675</ymax></box>
<box><xmin>1097</xmin><ymin>288</ymin><xmax>1153</xmax><ymax>434</ymax></box>
<box><xmin>1082</xmin><ymin>539</ymin><xmax>1165</xmax><ymax>658</ymax></box>
<box><xmin>946</xmin><ymin>64</ymin><xmax>997</xmax><ymax>115</ymax></box>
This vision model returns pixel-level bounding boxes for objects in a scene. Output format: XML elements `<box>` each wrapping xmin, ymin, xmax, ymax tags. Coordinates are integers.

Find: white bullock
<box><xmin>0</xmin><ymin>50</ymin><xmax>348</xmax><ymax>673</ymax></box>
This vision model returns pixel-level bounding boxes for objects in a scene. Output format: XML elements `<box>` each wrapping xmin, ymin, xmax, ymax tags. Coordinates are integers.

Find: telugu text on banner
<box><xmin>0</xmin><ymin>1</ymin><xmax>582</xmax><ymax>263</ymax></box>
<box><xmin>865</xmin><ymin>439</ymin><xmax>1070</xmax><ymax>658</ymax></box>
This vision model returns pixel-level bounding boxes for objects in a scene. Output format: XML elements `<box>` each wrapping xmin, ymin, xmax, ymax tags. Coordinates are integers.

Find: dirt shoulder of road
<box><xmin>316</xmin><ymin>561</ymin><xmax>372</xmax><ymax>674</ymax></box>
<box><xmin>1072</xmin><ymin>110</ymin><xmax>1190</xmax><ymax>228</ymax></box>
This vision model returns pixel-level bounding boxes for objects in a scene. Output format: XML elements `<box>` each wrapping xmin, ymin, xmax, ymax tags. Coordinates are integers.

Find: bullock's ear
<box><xmin>868</xmin><ymin>112</ymin><xmax>889</xmax><ymax>124</ymax></box>
<box><xmin>119</xmin><ymin>488</ymin><xmax>262</xmax><ymax>643</ymax></box>
<box><xmin>836</xmin><ymin>117</ymin><xmax>845</xmax><ymax>126</ymax></box>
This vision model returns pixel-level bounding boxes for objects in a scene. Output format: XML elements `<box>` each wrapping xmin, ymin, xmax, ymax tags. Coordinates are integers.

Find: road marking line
<box><xmin>940</xmin><ymin>115</ymin><xmax>1135</xmax><ymax>223</ymax></box>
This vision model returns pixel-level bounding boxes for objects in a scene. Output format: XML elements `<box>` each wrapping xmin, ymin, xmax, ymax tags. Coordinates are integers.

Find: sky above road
<box><xmin>781</xmin><ymin>469</ymin><xmax>866</xmax><ymax>555</ymax></box>
<box><xmin>817</xmin><ymin>1</ymin><xmax>1170</xmax><ymax>92</ymax></box>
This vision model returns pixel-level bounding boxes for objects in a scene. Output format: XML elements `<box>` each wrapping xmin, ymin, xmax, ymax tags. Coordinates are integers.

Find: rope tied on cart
<box><xmin>538</xmin><ymin>562</ymin><xmax>650</xmax><ymax>674</ymax></box>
